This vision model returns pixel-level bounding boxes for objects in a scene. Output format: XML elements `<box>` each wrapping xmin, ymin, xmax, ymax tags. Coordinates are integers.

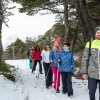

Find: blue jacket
<box><xmin>49</xmin><ymin>48</ymin><xmax>60</xmax><ymax>67</ymax></box>
<box><xmin>59</xmin><ymin>49</ymin><xmax>74</xmax><ymax>74</ymax></box>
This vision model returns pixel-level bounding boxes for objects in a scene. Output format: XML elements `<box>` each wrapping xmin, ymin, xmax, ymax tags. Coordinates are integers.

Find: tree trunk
<box><xmin>73</xmin><ymin>0</ymin><xmax>94</xmax><ymax>43</ymax></box>
<box><xmin>0</xmin><ymin>0</ymin><xmax>3</xmax><ymax>62</ymax></box>
<box><xmin>63</xmin><ymin>0</ymin><xmax>70</xmax><ymax>43</ymax></box>
<box><xmin>72</xmin><ymin>23</ymin><xmax>78</xmax><ymax>52</ymax></box>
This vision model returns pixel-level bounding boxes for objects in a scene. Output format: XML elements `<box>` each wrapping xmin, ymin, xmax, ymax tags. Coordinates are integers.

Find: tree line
<box><xmin>0</xmin><ymin>0</ymin><xmax>100</xmax><ymax>61</ymax></box>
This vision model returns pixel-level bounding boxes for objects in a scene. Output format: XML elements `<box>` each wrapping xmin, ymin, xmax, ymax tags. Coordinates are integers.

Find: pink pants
<box><xmin>52</xmin><ymin>67</ymin><xmax>61</xmax><ymax>89</ymax></box>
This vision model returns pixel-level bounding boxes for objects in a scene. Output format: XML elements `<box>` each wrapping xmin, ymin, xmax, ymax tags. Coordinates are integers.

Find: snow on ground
<box><xmin>0</xmin><ymin>59</ymin><xmax>99</xmax><ymax>100</ymax></box>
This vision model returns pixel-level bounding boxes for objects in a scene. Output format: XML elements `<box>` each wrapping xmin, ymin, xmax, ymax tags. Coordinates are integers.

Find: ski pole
<box><xmin>26</xmin><ymin>56</ymin><xmax>28</xmax><ymax>68</ymax></box>
<box><xmin>42</xmin><ymin>65</ymin><xmax>51</xmax><ymax>92</ymax></box>
<box><xmin>34</xmin><ymin>68</ymin><xmax>40</xmax><ymax>88</ymax></box>
<box><xmin>56</xmin><ymin>63</ymin><xmax>59</xmax><ymax>90</ymax></box>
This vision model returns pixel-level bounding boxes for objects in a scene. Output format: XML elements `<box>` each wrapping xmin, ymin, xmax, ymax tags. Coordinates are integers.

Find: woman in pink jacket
<box><xmin>49</xmin><ymin>39</ymin><xmax>61</xmax><ymax>93</ymax></box>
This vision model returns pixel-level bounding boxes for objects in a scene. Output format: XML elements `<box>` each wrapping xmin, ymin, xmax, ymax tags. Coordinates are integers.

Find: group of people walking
<box><xmin>27</xmin><ymin>39</ymin><xmax>74</xmax><ymax>97</ymax></box>
<box><xmin>27</xmin><ymin>26</ymin><xmax>100</xmax><ymax>100</ymax></box>
<box><xmin>27</xmin><ymin>45</ymin><xmax>43</xmax><ymax>74</ymax></box>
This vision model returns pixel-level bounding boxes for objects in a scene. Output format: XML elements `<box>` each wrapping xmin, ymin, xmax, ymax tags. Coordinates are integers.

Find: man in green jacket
<box><xmin>81</xmin><ymin>26</ymin><xmax>100</xmax><ymax>100</ymax></box>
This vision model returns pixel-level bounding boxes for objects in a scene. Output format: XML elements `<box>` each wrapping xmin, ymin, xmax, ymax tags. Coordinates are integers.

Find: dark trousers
<box><xmin>32</xmin><ymin>60</ymin><xmax>42</xmax><ymax>73</ymax></box>
<box><xmin>61</xmin><ymin>72</ymin><xmax>73</xmax><ymax>96</ymax></box>
<box><xmin>88</xmin><ymin>78</ymin><xmax>100</xmax><ymax>100</ymax></box>
<box><xmin>43</xmin><ymin>62</ymin><xmax>53</xmax><ymax>87</ymax></box>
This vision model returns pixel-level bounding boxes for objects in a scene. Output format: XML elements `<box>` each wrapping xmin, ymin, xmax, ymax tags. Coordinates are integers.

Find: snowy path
<box><xmin>0</xmin><ymin>60</ymin><xmax>99</xmax><ymax>100</ymax></box>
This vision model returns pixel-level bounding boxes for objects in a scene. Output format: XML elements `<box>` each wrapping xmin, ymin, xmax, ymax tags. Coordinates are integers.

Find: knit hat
<box><xmin>94</xmin><ymin>26</ymin><xmax>100</xmax><ymax>34</ymax></box>
<box><xmin>45</xmin><ymin>41</ymin><xmax>50</xmax><ymax>46</ymax></box>
<box><xmin>54</xmin><ymin>39</ymin><xmax>60</xmax><ymax>45</ymax></box>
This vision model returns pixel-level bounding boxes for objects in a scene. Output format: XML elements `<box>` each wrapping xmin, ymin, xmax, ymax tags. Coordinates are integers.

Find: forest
<box><xmin>1</xmin><ymin>0</ymin><xmax>99</xmax><ymax>60</ymax></box>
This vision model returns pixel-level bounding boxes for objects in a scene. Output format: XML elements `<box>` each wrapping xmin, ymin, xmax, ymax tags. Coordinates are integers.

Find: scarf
<box><xmin>47</xmin><ymin>48</ymin><xmax>50</xmax><ymax>51</ymax></box>
<box><xmin>64</xmin><ymin>49</ymin><xmax>70</xmax><ymax>52</ymax></box>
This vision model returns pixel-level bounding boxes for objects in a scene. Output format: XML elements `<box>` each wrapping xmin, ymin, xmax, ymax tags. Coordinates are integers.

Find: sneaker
<box><xmin>56</xmin><ymin>89</ymin><xmax>60</xmax><ymax>93</ymax></box>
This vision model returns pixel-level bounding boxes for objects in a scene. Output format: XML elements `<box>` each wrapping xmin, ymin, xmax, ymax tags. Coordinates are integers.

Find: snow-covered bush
<box><xmin>0</xmin><ymin>62</ymin><xmax>17</xmax><ymax>82</ymax></box>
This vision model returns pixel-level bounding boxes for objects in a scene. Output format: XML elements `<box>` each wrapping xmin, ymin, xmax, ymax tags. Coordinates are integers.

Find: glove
<box><xmin>40</xmin><ymin>56</ymin><xmax>42</xmax><ymax>61</ymax></box>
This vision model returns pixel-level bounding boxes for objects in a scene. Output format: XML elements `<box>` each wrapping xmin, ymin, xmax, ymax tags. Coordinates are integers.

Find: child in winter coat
<box><xmin>58</xmin><ymin>43</ymin><xmax>74</xmax><ymax>97</ymax></box>
<box><xmin>41</xmin><ymin>41</ymin><xmax>53</xmax><ymax>89</ymax></box>
<box><xmin>32</xmin><ymin>46</ymin><xmax>43</xmax><ymax>74</ymax></box>
<box><xmin>49</xmin><ymin>39</ymin><xmax>61</xmax><ymax>93</ymax></box>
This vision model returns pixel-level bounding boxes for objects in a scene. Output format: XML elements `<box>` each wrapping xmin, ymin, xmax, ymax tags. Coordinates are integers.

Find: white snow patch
<box><xmin>0</xmin><ymin>59</ymin><xmax>98</xmax><ymax>100</ymax></box>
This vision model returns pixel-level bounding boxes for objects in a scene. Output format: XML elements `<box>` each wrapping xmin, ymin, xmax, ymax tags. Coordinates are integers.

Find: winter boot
<box><xmin>62</xmin><ymin>92</ymin><xmax>67</xmax><ymax>94</ymax></box>
<box><xmin>46</xmin><ymin>86</ymin><xmax>49</xmax><ymax>89</ymax></box>
<box><xmin>40</xmin><ymin>72</ymin><xmax>43</xmax><ymax>74</ymax></box>
<box><xmin>56</xmin><ymin>89</ymin><xmax>60</xmax><ymax>93</ymax></box>
<box><xmin>68</xmin><ymin>95</ymin><xmax>73</xmax><ymax>98</ymax></box>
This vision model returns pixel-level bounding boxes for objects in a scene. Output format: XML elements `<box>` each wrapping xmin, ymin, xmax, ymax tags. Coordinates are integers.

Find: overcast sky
<box><xmin>2</xmin><ymin>3</ymin><xmax>55</xmax><ymax>50</ymax></box>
